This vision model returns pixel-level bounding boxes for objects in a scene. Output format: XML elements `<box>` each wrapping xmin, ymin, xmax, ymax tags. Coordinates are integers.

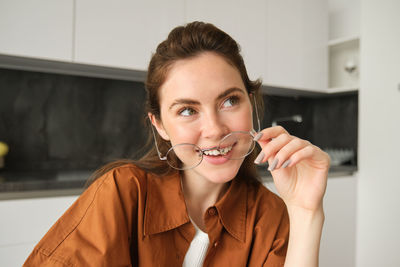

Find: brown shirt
<box><xmin>24</xmin><ymin>164</ymin><xmax>289</xmax><ymax>266</ymax></box>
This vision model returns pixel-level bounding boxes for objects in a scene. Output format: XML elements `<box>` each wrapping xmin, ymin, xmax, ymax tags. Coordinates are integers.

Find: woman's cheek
<box><xmin>225</xmin><ymin>110</ymin><xmax>253</xmax><ymax>132</ymax></box>
<box><xmin>168</xmin><ymin>124</ymin><xmax>200</xmax><ymax>145</ymax></box>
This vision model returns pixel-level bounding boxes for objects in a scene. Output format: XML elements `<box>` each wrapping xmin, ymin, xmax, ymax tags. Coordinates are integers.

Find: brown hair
<box><xmin>85</xmin><ymin>21</ymin><xmax>263</xmax><ymax>187</ymax></box>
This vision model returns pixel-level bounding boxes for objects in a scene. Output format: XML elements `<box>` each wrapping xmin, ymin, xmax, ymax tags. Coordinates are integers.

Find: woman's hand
<box><xmin>254</xmin><ymin>126</ymin><xmax>330</xmax><ymax>212</ymax></box>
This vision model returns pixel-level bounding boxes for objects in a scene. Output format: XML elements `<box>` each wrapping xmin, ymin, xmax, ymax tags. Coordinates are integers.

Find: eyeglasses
<box><xmin>151</xmin><ymin>94</ymin><xmax>261</xmax><ymax>170</ymax></box>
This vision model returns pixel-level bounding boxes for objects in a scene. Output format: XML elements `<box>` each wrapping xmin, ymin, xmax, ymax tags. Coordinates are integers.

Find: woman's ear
<box><xmin>148</xmin><ymin>113</ymin><xmax>170</xmax><ymax>141</ymax></box>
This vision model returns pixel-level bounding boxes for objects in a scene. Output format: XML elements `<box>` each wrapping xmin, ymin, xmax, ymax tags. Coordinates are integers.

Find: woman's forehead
<box><xmin>159</xmin><ymin>53</ymin><xmax>246</xmax><ymax>103</ymax></box>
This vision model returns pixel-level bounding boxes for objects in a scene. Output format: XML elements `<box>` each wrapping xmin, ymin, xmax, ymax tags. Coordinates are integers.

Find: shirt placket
<box><xmin>202</xmin><ymin>206</ymin><xmax>223</xmax><ymax>266</ymax></box>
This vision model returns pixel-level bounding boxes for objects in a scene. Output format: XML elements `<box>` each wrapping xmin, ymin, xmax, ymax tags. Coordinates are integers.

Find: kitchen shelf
<box><xmin>326</xmin><ymin>86</ymin><xmax>359</xmax><ymax>93</ymax></box>
<box><xmin>328</xmin><ymin>36</ymin><xmax>359</xmax><ymax>91</ymax></box>
<box><xmin>0</xmin><ymin>54</ymin><xmax>146</xmax><ymax>82</ymax></box>
<box><xmin>262</xmin><ymin>85</ymin><xmax>358</xmax><ymax>98</ymax></box>
<box><xmin>328</xmin><ymin>35</ymin><xmax>360</xmax><ymax>47</ymax></box>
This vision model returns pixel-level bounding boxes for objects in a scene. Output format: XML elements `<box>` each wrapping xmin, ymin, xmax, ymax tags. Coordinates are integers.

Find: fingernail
<box><xmin>282</xmin><ymin>159</ymin><xmax>291</xmax><ymax>169</ymax></box>
<box><xmin>268</xmin><ymin>158</ymin><xmax>279</xmax><ymax>171</ymax></box>
<box><xmin>254</xmin><ymin>151</ymin><xmax>265</xmax><ymax>165</ymax></box>
<box><xmin>253</xmin><ymin>132</ymin><xmax>263</xmax><ymax>142</ymax></box>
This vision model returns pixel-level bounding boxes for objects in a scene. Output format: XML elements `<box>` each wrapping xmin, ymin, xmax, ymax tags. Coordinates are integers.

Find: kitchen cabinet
<box><xmin>329</xmin><ymin>0</ymin><xmax>360</xmax><ymax>41</ymax></box>
<box><xmin>186</xmin><ymin>0</ymin><xmax>328</xmax><ymax>91</ymax></box>
<box><xmin>0</xmin><ymin>0</ymin><xmax>73</xmax><ymax>62</ymax></box>
<box><xmin>74</xmin><ymin>0</ymin><xmax>185</xmax><ymax>70</ymax></box>
<box><xmin>263</xmin><ymin>0</ymin><xmax>328</xmax><ymax>91</ymax></box>
<box><xmin>1</xmin><ymin>0</ymin><xmax>329</xmax><ymax>94</ymax></box>
<box><xmin>319</xmin><ymin>175</ymin><xmax>357</xmax><ymax>267</ymax></box>
<box><xmin>185</xmin><ymin>0</ymin><xmax>267</xmax><ymax>82</ymax></box>
<box><xmin>0</xmin><ymin>195</ymin><xmax>78</xmax><ymax>267</ymax></box>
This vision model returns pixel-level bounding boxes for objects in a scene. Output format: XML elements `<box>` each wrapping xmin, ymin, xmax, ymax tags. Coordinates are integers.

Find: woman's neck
<box><xmin>180</xmin><ymin>170</ymin><xmax>230</xmax><ymax>231</ymax></box>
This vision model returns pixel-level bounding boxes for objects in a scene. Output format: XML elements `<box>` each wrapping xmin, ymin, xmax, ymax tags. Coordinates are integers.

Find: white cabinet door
<box><xmin>263</xmin><ymin>175</ymin><xmax>357</xmax><ymax>267</ymax></box>
<box><xmin>0</xmin><ymin>0</ymin><xmax>73</xmax><ymax>61</ymax></box>
<box><xmin>74</xmin><ymin>0</ymin><xmax>185</xmax><ymax>70</ymax></box>
<box><xmin>186</xmin><ymin>0</ymin><xmax>328</xmax><ymax>91</ymax></box>
<box><xmin>264</xmin><ymin>0</ymin><xmax>328</xmax><ymax>91</ymax></box>
<box><xmin>0</xmin><ymin>196</ymin><xmax>78</xmax><ymax>267</ymax></box>
<box><xmin>185</xmin><ymin>0</ymin><xmax>267</xmax><ymax>82</ymax></box>
<box><xmin>319</xmin><ymin>175</ymin><xmax>356</xmax><ymax>267</ymax></box>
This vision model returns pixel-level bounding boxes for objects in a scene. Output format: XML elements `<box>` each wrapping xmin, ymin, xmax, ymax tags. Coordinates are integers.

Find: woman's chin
<box><xmin>192</xmin><ymin>160</ymin><xmax>243</xmax><ymax>184</ymax></box>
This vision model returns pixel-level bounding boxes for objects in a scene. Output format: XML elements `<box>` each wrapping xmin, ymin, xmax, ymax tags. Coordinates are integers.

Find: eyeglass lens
<box><xmin>166</xmin><ymin>143</ymin><xmax>203</xmax><ymax>170</ymax></box>
<box><xmin>219</xmin><ymin>131</ymin><xmax>255</xmax><ymax>160</ymax></box>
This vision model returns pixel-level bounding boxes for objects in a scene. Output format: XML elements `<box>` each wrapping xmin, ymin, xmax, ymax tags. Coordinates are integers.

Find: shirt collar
<box><xmin>144</xmin><ymin>170</ymin><xmax>190</xmax><ymax>236</ymax></box>
<box><xmin>214</xmin><ymin>176</ymin><xmax>247</xmax><ymax>242</ymax></box>
<box><xmin>144</xmin><ymin>170</ymin><xmax>247</xmax><ymax>243</ymax></box>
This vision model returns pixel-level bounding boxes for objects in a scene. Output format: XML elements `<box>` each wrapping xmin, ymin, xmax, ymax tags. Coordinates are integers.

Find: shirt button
<box><xmin>208</xmin><ymin>207</ymin><xmax>216</xmax><ymax>216</ymax></box>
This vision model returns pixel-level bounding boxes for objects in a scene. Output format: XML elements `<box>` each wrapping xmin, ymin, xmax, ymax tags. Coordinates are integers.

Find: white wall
<box><xmin>357</xmin><ymin>1</ymin><xmax>400</xmax><ymax>266</ymax></box>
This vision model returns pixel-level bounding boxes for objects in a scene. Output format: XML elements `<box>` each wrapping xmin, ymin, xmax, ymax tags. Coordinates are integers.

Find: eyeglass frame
<box><xmin>150</xmin><ymin>93</ymin><xmax>261</xmax><ymax>169</ymax></box>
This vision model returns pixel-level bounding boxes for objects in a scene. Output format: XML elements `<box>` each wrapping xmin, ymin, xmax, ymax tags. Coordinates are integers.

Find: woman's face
<box><xmin>152</xmin><ymin>52</ymin><xmax>253</xmax><ymax>184</ymax></box>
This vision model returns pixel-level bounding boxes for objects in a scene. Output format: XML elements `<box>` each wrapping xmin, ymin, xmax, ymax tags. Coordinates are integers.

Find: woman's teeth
<box><xmin>203</xmin><ymin>145</ymin><xmax>232</xmax><ymax>156</ymax></box>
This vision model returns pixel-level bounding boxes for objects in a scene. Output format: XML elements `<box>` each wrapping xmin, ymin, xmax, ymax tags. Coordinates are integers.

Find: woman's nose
<box><xmin>201</xmin><ymin>113</ymin><xmax>229</xmax><ymax>140</ymax></box>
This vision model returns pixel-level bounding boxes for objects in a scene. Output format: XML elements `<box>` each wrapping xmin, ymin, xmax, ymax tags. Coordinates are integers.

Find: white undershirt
<box><xmin>182</xmin><ymin>219</ymin><xmax>210</xmax><ymax>267</ymax></box>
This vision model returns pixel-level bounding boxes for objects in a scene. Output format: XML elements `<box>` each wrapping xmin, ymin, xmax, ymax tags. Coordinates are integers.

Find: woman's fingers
<box><xmin>255</xmin><ymin>126</ymin><xmax>289</xmax><ymax>144</ymax></box>
<box><xmin>252</xmin><ymin>126</ymin><xmax>291</xmax><ymax>165</ymax></box>
<box><xmin>254</xmin><ymin>126</ymin><xmax>315</xmax><ymax>170</ymax></box>
<box><xmin>273</xmin><ymin>138</ymin><xmax>312</xmax><ymax>169</ymax></box>
<box><xmin>254</xmin><ymin>133</ymin><xmax>293</xmax><ymax>165</ymax></box>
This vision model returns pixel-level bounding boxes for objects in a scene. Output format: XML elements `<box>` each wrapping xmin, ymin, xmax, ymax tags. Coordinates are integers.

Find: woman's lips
<box><xmin>202</xmin><ymin>147</ymin><xmax>234</xmax><ymax>165</ymax></box>
<box><xmin>201</xmin><ymin>141</ymin><xmax>237</xmax><ymax>153</ymax></box>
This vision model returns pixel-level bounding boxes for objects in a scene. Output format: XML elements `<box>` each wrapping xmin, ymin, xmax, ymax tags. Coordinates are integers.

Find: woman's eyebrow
<box><xmin>169</xmin><ymin>99</ymin><xmax>200</xmax><ymax>110</ymax></box>
<box><xmin>216</xmin><ymin>87</ymin><xmax>245</xmax><ymax>101</ymax></box>
<box><xmin>169</xmin><ymin>87</ymin><xmax>246</xmax><ymax>110</ymax></box>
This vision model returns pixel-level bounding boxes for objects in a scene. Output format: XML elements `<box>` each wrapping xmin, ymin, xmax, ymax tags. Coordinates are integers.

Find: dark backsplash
<box><xmin>262</xmin><ymin>94</ymin><xmax>358</xmax><ymax>153</ymax></box>
<box><xmin>0</xmin><ymin>68</ymin><xmax>358</xmax><ymax>172</ymax></box>
<box><xmin>261</xmin><ymin>95</ymin><xmax>314</xmax><ymax>141</ymax></box>
<box><xmin>0</xmin><ymin>68</ymin><xmax>147</xmax><ymax>171</ymax></box>
<box><xmin>312</xmin><ymin>94</ymin><xmax>358</xmax><ymax>152</ymax></box>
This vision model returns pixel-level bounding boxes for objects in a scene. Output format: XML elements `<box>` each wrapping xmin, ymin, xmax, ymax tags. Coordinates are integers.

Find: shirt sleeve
<box><xmin>23</xmin><ymin>166</ymin><xmax>140</xmax><ymax>267</ymax></box>
<box><xmin>263</xmin><ymin>205</ymin><xmax>289</xmax><ymax>267</ymax></box>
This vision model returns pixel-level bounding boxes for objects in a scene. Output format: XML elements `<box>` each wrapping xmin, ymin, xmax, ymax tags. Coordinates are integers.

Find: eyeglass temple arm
<box><xmin>252</xmin><ymin>94</ymin><xmax>261</xmax><ymax>133</ymax></box>
<box><xmin>149</xmin><ymin>120</ymin><xmax>167</xmax><ymax>161</ymax></box>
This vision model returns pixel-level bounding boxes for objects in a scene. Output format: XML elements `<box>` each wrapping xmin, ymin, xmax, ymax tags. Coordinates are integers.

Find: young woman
<box><xmin>24</xmin><ymin>22</ymin><xmax>330</xmax><ymax>267</ymax></box>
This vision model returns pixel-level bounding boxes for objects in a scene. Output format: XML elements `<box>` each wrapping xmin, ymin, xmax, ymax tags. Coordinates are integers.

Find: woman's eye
<box><xmin>222</xmin><ymin>96</ymin><xmax>240</xmax><ymax>108</ymax></box>
<box><xmin>179</xmin><ymin>107</ymin><xmax>196</xmax><ymax>117</ymax></box>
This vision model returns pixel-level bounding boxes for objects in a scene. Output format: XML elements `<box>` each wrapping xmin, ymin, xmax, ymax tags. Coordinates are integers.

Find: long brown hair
<box><xmin>85</xmin><ymin>21</ymin><xmax>264</xmax><ymax>187</ymax></box>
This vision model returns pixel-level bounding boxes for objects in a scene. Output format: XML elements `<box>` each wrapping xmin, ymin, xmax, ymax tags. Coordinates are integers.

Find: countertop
<box><xmin>0</xmin><ymin>165</ymin><xmax>357</xmax><ymax>200</ymax></box>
